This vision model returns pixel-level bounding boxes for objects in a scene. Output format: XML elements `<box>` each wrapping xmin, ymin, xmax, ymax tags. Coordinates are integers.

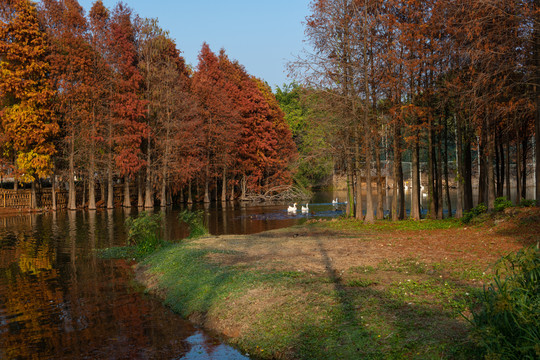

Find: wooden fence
<box><xmin>0</xmin><ymin>190</ymin><xmax>31</xmax><ymax>209</ymax></box>
<box><xmin>0</xmin><ymin>185</ymin><xmax>137</xmax><ymax>209</ymax></box>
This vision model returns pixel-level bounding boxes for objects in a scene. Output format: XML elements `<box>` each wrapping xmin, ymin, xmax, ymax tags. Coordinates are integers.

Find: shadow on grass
<box><xmin>288</xmin><ymin>238</ymin><xmax>476</xmax><ymax>359</ymax></box>
<box><xmin>143</xmin><ymin>241</ymin><xmax>477</xmax><ymax>359</ymax></box>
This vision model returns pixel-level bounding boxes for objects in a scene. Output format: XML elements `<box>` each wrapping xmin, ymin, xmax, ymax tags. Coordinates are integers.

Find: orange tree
<box><xmin>0</xmin><ymin>0</ymin><xmax>58</xmax><ymax>195</ymax></box>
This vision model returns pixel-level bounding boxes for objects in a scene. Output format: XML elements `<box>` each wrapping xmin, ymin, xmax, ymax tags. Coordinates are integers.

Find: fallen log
<box><xmin>241</xmin><ymin>185</ymin><xmax>311</xmax><ymax>202</ymax></box>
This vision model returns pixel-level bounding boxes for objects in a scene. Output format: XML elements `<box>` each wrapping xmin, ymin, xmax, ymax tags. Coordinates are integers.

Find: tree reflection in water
<box><xmin>0</xmin><ymin>210</ymin><xmax>248</xmax><ymax>359</ymax></box>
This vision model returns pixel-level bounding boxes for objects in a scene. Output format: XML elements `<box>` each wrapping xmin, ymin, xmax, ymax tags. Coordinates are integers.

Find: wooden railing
<box><xmin>0</xmin><ymin>185</ymin><xmax>137</xmax><ymax>209</ymax></box>
<box><xmin>0</xmin><ymin>190</ymin><xmax>31</xmax><ymax>208</ymax></box>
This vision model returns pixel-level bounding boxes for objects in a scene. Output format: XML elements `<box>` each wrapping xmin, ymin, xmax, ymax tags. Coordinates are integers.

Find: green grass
<box><xmin>140</xmin><ymin>241</ymin><xmax>479</xmax><ymax>360</ymax></box>
<box><xmin>318</xmin><ymin>218</ymin><xmax>462</xmax><ymax>232</ymax></box>
<box><xmin>377</xmin><ymin>257</ymin><xmax>429</xmax><ymax>274</ymax></box>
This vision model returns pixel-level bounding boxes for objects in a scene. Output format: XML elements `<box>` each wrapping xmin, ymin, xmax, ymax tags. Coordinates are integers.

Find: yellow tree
<box><xmin>0</xmin><ymin>0</ymin><xmax>58</xmax><ymax>206</ymax></box>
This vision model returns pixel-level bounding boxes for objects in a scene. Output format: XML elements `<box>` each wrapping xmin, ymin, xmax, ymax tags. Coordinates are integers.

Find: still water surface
<box><xmin>0</xmin><ymin>195</ymin><xmax>345</xmax><ymax>360</ymax></box>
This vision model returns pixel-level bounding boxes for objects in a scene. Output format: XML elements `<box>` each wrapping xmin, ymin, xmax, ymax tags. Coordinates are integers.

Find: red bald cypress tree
<box><xmin>108</xmin><ymin>2</ymin><xmax>147</xmax><ymax>207</ymax></box>
<box><xmin>191</xmin><ymin>43</ymin><xmax>238</xmax><ymax>203</ymax></box>
<box><xmin>88</xmin><ymin>0</ymin><xmax>117</xmax><ymax>208</ymax></box>
<box><xmin>41</xmin><ymin>0</ymin><xmax>97</xmax><ymax>210</ymax></box>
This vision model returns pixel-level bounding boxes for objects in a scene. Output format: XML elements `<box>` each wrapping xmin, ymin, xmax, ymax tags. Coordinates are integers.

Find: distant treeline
<box><xmin>0</xmin><ymin>0</ymin><xmax>296</xmax><ymax>209</ymax></box>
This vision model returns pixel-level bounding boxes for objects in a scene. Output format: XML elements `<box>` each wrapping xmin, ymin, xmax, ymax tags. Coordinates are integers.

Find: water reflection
<box><xmin>0</xmin><ymin>211</ymin><xmax>249</xmax><ymax>359</ymax></box>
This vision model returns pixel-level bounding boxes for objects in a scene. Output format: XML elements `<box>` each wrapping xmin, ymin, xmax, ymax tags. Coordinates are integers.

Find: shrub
<box><xmin>125</xmin><ymin>212</ymin><xmax>163</xmax><ymax>259</ymax></box>
<box><xmin>178</xmin><ymin>210</ymin><xmax>208</xmax><ymax>239</ymax></box>
<box><xmin>468</xmin><ymin>247</ymin><xmax>540</xmax><ymax>359</ymax></box>
<box><xmin>494</xmin><ymin>197</ymin><xmax>513</xmax><ymax>212</ymax></box>
<box><xmin>462</xmin><ymin>203</ymin><xmax>487</xmax><ymax>224</ymax></box>
<box><xmin>519</xmin><ymin>199</ymin><xmax>537</xmax><ymax>208</ymax></box>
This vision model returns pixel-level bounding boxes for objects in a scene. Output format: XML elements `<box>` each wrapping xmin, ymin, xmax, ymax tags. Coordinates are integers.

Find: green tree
<box><xmin>275</xmin><ymin>83</ymin><xmax>332</xmax><ymax>188</ymax></box>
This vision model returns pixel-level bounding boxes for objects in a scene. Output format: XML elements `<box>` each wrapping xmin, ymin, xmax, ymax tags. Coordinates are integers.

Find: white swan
<box><xmin>301</xmin><ymin>203</ymin><xmax>309</xmax><ymax>213</ymax></box>
<box><xmin>287</xmin><ymin>203</ymin><xmax>297</xmax><ymax>213</ymax></box>
<box><xmin>332</xmin><ymin>197</ymin><xmax>338</xmax><ymax>205</ymax></box>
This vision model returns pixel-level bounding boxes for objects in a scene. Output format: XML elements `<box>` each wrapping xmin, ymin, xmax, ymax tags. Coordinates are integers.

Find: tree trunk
<box><xmin>375</xmin><ymin>137</ymin><xmax>384</xmax><ymax>220</ymax></box>
<box><xmin>346</xmin><ymin>162</ymin><xmax>354</xmax><ymax>218</ymax></box>
<box><xmin>455</xmin><ymin>116</ymin><xmax>463</xmax><ymax>218</ymax></box>
<box><xmin>221</xmin><ymin>168</ymin><xmax>227</xmax><ymax>203</ymax></box>
<box><xmin>187</xmin><ymin>180</ymin><xmax>193</xmax><ymax>204</ymax></box>
<box><xmin>137</xmin><ymin>171</ymin><xmax>144</xmax><ymax>208</ymax></box>
<box><xmin>444</xmin><ymin>117</ymin><xmax>452</xmax><ymax>218</ymax></box>
<box><xmin>464</xmin><ymin>135</ymin><xmax>473</xmax><ymax>211</ymax></box>
<box><xmin>13</xmin><ymin>160</ymin><xmax>18</xmax><ymax>192</ymax></box>
<box><xmin>144</xmin><ymin>136</ymin><xmax>153</xmax><ymax>208</ymax></box>
<box><xmin>392</xmin><ymin>124</ymin><xmax>399</xmax><ymax>221</ymax></box>
<box><xmin>506</xmin><ymin>140</ymin><xmax>511</xmax><ymax>201</ymax></box>
<box><xmin>355</xmin><ymin>131</ymin><xmax>363</xmax><ymax>220</ymax></box>
<box><xmin>68</xmin><ymin>133</ymin><xmax>76</xmax><ymax>211</ymax></box>
<box><xmin>167</xmin><ymin>179</ymin><xmax>172</xmax><ymax>205</ymax></box>
<box><xmin>487</xmin><ymin>129</ymin><xmax>496</xmax><ymax>211</ymax></box>
<box><xmin>516</xmin><ymin>131</ymin><xmax>522</xmax><ymax>204</ymax></box>
<box><xmin>241</xmin><ymin>175</ymin><xmax>247</xmax><ymax>201</ymax></box>
<box><xmin>521</xmin><ymin>137</ymin><xmax>527</xmax><ymax>200</ymax></box>
<box><xmin>204</xmin><ymin>177</ymin><xmax>210</xmax><ymax>203</ymax></box>
<box><xmin>88</xmin><ymin>155</ymin><xmax>96</xmax><ymax>210</ymax></box>
<box><xmin>478</xmin><ymin>132</ymin><xmax>486</xmax><ymax>206</ymax></box>
<box><xmin>123</xmin><ymin>177</ymin><xmax>131</xmax><ymax>208</ymax></box>
<box><xmin>229</xmin><ymin>175</ymin><xmax>235</xmax><ymax>201</ymax></box>
<box><xmin>88</xmin><ymin>109</ymin><xmax>96</xmax><ymax>210</ymax></box>
<box><xmin>52</xmin><ymin>173</ymin><xmax>57</xmax><ymax>211</ymax></box>
<box><xmin>535</xmin><ymin>0</ymin><xmax>540</xmax><ymax>205</ymax></box>
<box><xmin>397</xmin><ymin>149</ymin><xmax>404</xmax><ymax>220</ymax></box>
<box><xmin>498</xmin><ymin>139</ymin><xmax>505</xmax><ymax>198</ymax></box>
<box><xmin>362</xmin><ymin>3</ymin><xmax>374</xmax><ymax>224</ymax></box>
<box><xmin>144</xmin><ymin>151</ymin><xmax>153</xmax><ymax>209</ymax></box>
<box><xmin>31</xmin><ymin>181</ymin><xmax>37</xmax><ymax>209</ymax></box>
<box><xmin>107</xmin><ymin>120</ymin><xmax>114</xmax><ymax>209</ymax></box>
<box><xmin>100</xmin><ymin>176</ymin><xmax>105</xmax><ymax>205</ymax></box>
<box><xmin>365</xmin><ymin>132</ymin><xmax>374</xmax><ymax>223</ymax></box>
<box><xmin>107</xmin><ymin>166</ymin><xmax>114</xmax><ymax>209</ymax></box>
<box><xmin>161</xmin><ymin>107</ymin><xmax>172</xmax><ymax>208</ymax></box>
<box><xmin>437</xmin><ymin>124</ymin><xmax>443</xmax><ymax>219</ymax></box>
<box><xmin>204</xmin><ymin>162</ymin><xmax>211</xmax><ymax>203</ymax></box>
<box><xmin>411</xmin><ymin>137</ymin><xmax>420</xmax><ymax>220</ymax></box>
<box><xmin>160</xmin><ymin>174</ymin><xmax>167</xmax><ymax>207</ymax></box>
<box><xmin>428</xmin><ymin>122</ymin><xmax>436</xmax><ymax>219</ymax></box>
<box><xmin>81</xmin><ymin>178</ymin><xmax>86</xmax><ymax>208</ymax></box>
<box><xmin>537</xmin><ymin>101</ymin><xmax>540</xmax><ymax>203</ymax></box>
<box><xmin>495</xmin><ymin>134</ymin><xmax>501</xmax><ymax>197</ymax></box>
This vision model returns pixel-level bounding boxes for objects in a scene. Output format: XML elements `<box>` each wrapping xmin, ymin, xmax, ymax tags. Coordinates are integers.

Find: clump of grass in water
<box><xmin>125</xmin><ymin>211</ymin><xmax>164</xmax><ymax>259</ymax></box>
<box><xmin>178</xmin><ymin>209</ymin><xmax>208</xmax><ymax>239</ymax></box>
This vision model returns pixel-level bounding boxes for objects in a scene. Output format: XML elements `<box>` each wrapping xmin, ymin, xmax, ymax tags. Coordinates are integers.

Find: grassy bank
<box><xmin>135</xmin><ymin>209</ymin><xmax>539</xmax><ymax>359</ymax></box>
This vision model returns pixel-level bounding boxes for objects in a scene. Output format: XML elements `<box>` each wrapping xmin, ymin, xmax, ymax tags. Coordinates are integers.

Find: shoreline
<box><xmin>0</xmin><ymin>208</ymin><xmax>46</xmax><ymax>216</ymax></box>
<box><xmin>133</xmin><ymin>209</ymin><xmax>539</xmax><ymax>359</ymax></box>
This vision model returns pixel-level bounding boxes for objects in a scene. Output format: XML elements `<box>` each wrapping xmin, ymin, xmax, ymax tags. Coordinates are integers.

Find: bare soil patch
<box><xmin>191</xmin><ymin>210</ymin><xmax>538</xmax><ymax>277</ymax></box>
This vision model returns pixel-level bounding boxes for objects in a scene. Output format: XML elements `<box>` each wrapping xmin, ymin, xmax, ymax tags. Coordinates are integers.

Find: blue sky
<box><xmin>76</xmin><ymin>0</ymin><xmax>311</xmax><ymax>89</ymax></box>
